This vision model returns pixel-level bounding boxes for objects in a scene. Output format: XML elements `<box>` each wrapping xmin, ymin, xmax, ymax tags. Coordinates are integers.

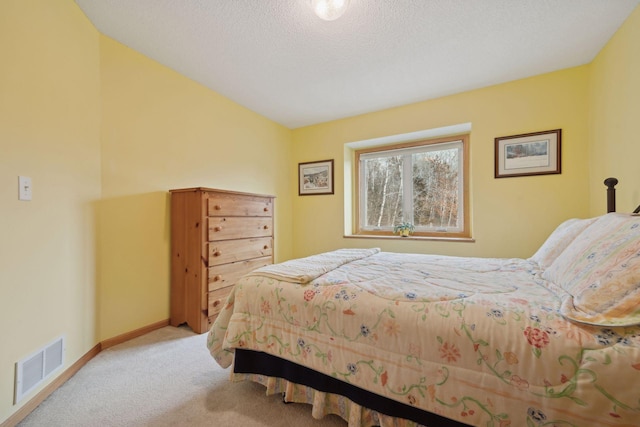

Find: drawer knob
<box><xmin>213</xmin><ymin>300</ymin><xmax>221</xmax><ymax>308</ymax></box>
<box><xmin>213</xmin><ymin>275</ymin><xmax>222</xmax><ymax>282</ymax></box>
<box><xmin>263</xmin><ymin>245</ymin><xmax>268</xmax><ymax>250</ymax></box>
<box><xmin>214</xmin><ymin>226</ymin><xmax>222</xmax><ymax>232</ymax></box>
<box><xmin>213</xmin><ymin>250</ymin><xmax>221</xmax><ymax>257</ymax></box>
<box><xmin>263</xmin><ymin>225</ymin><xmax>269</xmax><ymax>230</ymax></box>
<box><xmin>263</xmin><ymin>207</ymin><xmax>269</xmax><ymax>212</ymax></box>
<box><xmin>214</xmin><ymin>204</ymin><xmax>222</xmax><ymax>210</ymax></box>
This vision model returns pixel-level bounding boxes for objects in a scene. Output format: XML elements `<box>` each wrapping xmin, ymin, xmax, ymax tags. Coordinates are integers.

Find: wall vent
<box><xmin>14</xmin><ymin>336</ymin><xmax>65</xmax><ymax>404</ymax></box>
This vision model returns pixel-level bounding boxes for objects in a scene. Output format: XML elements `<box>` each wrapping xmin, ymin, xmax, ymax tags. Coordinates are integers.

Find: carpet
<box><xmin>18</xmin><ymin>326</ymin><xmax>346</xmax><ymax>426</ymax></box>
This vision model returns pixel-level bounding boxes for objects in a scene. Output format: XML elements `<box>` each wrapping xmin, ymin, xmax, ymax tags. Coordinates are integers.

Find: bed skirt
<box><xmin>233</xmin><ymin>349</ymin><xmax>469</xmax><ymax>427</ymax></box>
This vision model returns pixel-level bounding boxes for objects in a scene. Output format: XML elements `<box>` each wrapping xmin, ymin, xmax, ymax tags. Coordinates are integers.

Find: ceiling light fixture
<box><xmin>311</xmin><ymin>0</ymin><xmax>349</xmax><ymax>21</ymax></box>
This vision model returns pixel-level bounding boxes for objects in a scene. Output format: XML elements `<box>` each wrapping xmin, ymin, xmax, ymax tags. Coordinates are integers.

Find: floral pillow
<box><xmin>529</xmin><ymin>217</ymin><xmax>597</xmax><ymax>269</ymax></box>
<box><xmin>542</xmin><ymin>213</ymin><xmax>640</xmax><ymax>326</ymax></box>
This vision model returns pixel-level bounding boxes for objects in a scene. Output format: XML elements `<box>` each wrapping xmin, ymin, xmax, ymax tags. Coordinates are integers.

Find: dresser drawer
<box><xmin>208</xmin><ymin>217</ymin><xmax>272</xmax><ymax>241</ymax></box>
<box><xmin>207</xmin><ymin>286</ymin><xmax>232</xmax><ymax>319</ymax></box>
<box><xmin>208</xmin><ymin>256</ymin><xmax>272</xmax><ymax>292</ymax></box>
<box><xmin>208</xmin><ymin>194</ymin><xmax>273</xmax><ymax>217</ymax></box>
<box><xmin>208</xmin><ymin>237</ymin><xmax>272</xmax><ymax>267</ymax></box>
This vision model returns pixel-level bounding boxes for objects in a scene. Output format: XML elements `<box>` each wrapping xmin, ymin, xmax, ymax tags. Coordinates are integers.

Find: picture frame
<box><xmin>495</xmin><ymin>129</ymin><xmax>561</xmax><ymax>178</ymax></box>
<box><xmin>299</xmin><ymin>159</ymin><xmax>334</xmax><ymax>195</ymax></box>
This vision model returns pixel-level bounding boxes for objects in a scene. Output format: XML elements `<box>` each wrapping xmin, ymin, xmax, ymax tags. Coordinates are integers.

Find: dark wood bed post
<box><xmin>604</xmin><ymin>177</ymin><xmax>618</xmax><ymax>213</ymax></box>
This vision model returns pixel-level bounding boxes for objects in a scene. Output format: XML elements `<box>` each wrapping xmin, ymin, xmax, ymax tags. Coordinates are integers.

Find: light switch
<box><xmin>18</xmin><ymin>176</ymin><xmax>32</xmax><ymax>201</ymax></box>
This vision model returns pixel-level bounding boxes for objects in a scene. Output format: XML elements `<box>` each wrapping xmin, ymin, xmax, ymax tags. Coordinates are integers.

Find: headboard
<box><xmin>605</xmin><ymin>177</ymin><xmax>640</xmax><ymax>214</ymax></box>
<box><xmin>604</xmin><ymin>177</ymin><xmax>618</xmax><ymax>213</ymax></box>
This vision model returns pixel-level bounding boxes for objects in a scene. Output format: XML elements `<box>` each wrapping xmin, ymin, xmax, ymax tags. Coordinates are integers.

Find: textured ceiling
<box><xmin>74</xmin><ymin>0</ymin><xmax>639</xmax><ymax>129</ymax></box>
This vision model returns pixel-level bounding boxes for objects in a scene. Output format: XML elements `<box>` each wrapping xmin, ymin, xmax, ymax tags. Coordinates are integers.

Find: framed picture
<box><xmin>299</xmin><ymin>159</ymin><xmax>334</xmax><ymax>195</ymax></box>
<box><xmin>495</xmin><ymin>129</ymin><xmax>561</xmax><ymax>178</ymax></box>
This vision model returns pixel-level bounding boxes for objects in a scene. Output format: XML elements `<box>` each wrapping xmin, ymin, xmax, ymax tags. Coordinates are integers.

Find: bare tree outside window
<box><xmin>357</xmin><ymin>136</ymin><xmax>469</xmax><ymax>238</ymax></box>
<box><xmin>363</xmin><ymin>155</ymin><xmax>403</xmax><ymax>228</ymax></box>
<box><xmin>412</xmin><ymin>149</ymin><xmax>459</xmax><ymax>230</ymax></box>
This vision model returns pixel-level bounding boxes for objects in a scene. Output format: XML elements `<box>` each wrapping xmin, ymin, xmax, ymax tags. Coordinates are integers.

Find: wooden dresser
<box><xmin>170</xmin><ymin>188</ymin><xmax>274</xmax><ymax>333</ymax></box>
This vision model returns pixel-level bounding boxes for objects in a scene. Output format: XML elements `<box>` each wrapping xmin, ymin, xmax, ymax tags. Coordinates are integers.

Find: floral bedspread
<box><xmin>207</xmin><ymin>251</ymin><xmax>640</xmax><ymax>427</ymax></box>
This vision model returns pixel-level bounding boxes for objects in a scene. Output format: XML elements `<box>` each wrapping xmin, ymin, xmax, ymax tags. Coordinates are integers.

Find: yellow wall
<box><xmin>292</xmin><ymin>66</ymin><xmax>591</xmax><ymax>259</ymax></box>
<box><xmin>0</xmin><ymin>1</ymin><xmax>293</xmax><ymax>423</ymax></box>
<box><xmin>589</xmin><ymin>6</ymin><xmax>640</xmax><ymax>214</ymax></box>
<box><xmin>97</xmin><ymin>37</ymin><xmax>294</xmax><ymax>340</ymax></box>
<box><xmin>0</xmin><ymin>0</ymin><xmax>101</xmax><ymax>421</ymax></box>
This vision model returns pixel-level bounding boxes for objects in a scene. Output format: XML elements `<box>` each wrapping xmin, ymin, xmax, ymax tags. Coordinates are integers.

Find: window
<box><xmin>356</xmin><ymin>135</ymin><xmax>469</xmax><ymax>238</ymax></box>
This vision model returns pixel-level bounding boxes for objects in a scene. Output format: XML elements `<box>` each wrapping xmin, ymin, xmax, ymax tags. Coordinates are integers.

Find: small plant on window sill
<box><xmin>393</xmin><ymin>222</ymin><xmax>415</xmax><ymax>237</ymax></box>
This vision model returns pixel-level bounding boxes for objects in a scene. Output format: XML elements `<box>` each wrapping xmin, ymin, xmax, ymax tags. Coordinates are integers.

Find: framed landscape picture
<box><xmin>299</xmin><ymin>159</ymin><xmax>334</xmax><ymax>195</ymax></box>
<box><xmin>495</xmin><ymin>129</ymin><xmax>561</xmax><ymax>178</ymax></box>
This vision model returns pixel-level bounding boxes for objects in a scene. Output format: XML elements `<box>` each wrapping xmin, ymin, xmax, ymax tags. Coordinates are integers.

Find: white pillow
<box><xmin>529</xmin><ymin>218</ymin><xmax>597</xmax><ymax>269</ymax></box>
<box><xmin>542</xmin><ymin>213</ymin><xmax>640</xmax><ymax>326</ymax></box>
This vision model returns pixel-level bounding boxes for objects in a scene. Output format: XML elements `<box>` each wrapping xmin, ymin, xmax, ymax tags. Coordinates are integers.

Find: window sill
<box><xmin>344</xmin><ymin>234</ymin><xmax>475</xmax><ymax>243</ymax></box>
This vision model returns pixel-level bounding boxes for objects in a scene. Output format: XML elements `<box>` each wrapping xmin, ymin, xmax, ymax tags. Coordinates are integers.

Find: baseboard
<box><xmin>101</xmin><ymin>319</ymin><xmax>170</xmax><ymax>350</ymax></box>
<box><xmin>1</xmin><ymin>343</ymin><xmax>101</xmax><ymax>427</ymax></box>
<box><xmin>1</xmin><ymin>319</ymin><xmax>170</xmax><ymax>427</ymax></box>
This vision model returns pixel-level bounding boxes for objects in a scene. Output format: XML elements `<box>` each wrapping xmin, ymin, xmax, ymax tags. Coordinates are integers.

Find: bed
<box><xmin>207</xmin><ymin>179</ymin><xmax>640</xmax><ymax>427</ymax></box>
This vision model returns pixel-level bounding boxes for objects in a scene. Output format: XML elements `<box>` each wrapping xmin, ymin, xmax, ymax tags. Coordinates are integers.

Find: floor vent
<box><xmin>14</xmin><ymin>336</ymin><xmax>65</xmax><ymax>404</ymax></box>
